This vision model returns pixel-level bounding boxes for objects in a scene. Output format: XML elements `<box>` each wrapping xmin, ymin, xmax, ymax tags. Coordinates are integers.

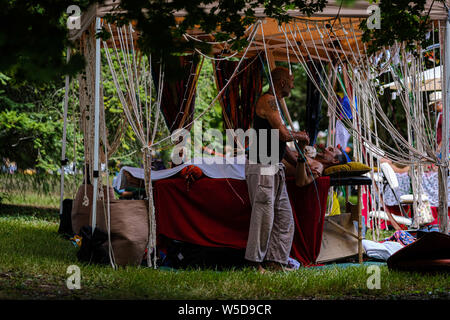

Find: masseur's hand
<box><xmin>295</xmin><ymin>131</ymin><xmax>309</xmax><ymax>149</ymax></box>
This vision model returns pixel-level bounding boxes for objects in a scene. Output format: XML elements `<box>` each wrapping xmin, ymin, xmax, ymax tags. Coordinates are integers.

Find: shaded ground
<box><xmin>0</xmin><ymin>204</ymin><xmax>449</xmax><ymax>301</ymax></box>
<box><xmin>1</xmin><ymin>268</ymin><xmax>449</xmax><ymax>300</ymax></box>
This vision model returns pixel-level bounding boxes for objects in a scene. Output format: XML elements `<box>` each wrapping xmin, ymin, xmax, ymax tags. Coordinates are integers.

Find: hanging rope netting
<box><xmin>268</xmin><ymin>17</ymin><xmax>447</xmax><ymax>233</ymax></box>
<box><xmin>98</xmin><ymin>20</ymin><xmax>262</xmax><ymax>268</ymax></box>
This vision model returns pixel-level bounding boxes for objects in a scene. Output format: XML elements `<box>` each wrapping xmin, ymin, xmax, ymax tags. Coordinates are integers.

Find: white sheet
<box><xmin>362</xmin><ymin>240</ymin><xmax>404</xmax><ymax>261</ymax></box>
<box><xmin>113</xmin><ymin>155</ymin><xmax>247</xmax><ymax>190</ymax></box>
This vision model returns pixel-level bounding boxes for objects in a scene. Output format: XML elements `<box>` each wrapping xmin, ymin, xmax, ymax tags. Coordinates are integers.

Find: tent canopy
<box><xmin>69</xmin><ymin>1</ymin><xmax>450</xmax><ymax>62</ymax></box>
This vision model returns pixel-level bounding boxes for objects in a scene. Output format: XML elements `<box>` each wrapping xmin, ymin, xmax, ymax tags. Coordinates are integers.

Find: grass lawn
<box><xmin>0</xmin><ymin>203</ymin><xmax>449</xmax><ymax>301</ymax></box>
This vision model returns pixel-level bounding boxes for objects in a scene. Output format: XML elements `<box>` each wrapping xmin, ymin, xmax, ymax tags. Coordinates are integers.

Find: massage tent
<box><xmin>62</xmin><ymin>0</ymin><xmax>450</xmax><ymax>268</ymax></box>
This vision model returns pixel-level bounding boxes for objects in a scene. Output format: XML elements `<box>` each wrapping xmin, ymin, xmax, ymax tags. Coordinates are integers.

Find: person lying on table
<box><xmin>289</xmin><ymin>144</ymin><xmax>349</xmax><ymax>187</ymax></box>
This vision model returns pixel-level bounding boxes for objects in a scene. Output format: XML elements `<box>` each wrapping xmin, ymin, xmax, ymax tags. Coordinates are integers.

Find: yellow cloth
<box><xmin>329</xmin><ymin>191</ymin><xmax>341</xmax><ymax>216</ymax></box>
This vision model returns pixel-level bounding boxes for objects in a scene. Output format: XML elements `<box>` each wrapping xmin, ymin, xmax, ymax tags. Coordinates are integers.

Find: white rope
<box><xmin>104</xmin><ymin>24</ymin><xmax>160</xmax><ymax>267</ymax></box>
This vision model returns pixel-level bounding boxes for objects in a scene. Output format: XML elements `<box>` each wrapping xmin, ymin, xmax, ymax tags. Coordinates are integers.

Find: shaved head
<box><xmin>270</xmin><ymin>66</ymin><xmax>294</xmax><ymax>98</ymax></box>
<box><xmin>271</xmin><ymin>67</ymin><xmax>291</xmax><ymax>84</ymax></box>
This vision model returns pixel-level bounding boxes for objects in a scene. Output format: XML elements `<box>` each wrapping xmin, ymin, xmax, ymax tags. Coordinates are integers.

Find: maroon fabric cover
<box><xmin>286</xmin><ymin>177</ymin><xmax>330</xmax><ymax>266</ymax></box>
<box><xmin>155</xmin><ymin>177</ymin><xmax>251</xmax><ymax>249</ymax></box>
<box><xmin>153</xmin><ymin>176</ymin><xmax>330</xmax><ymax>265</ymax></box>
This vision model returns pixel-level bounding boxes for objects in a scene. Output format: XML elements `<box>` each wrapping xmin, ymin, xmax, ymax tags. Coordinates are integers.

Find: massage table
<box><xmin>117</xmin><ymin>159</ymin><xmax>372</xmax><ymax>265</ymax></box>
<box><xmin>153</xmin><ymin>175</ymin><xmax>330</xmax><ymax>266</ymax></box>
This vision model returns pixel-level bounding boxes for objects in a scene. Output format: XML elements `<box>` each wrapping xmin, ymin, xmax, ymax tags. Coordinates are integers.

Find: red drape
<box><xmin>286</xmin><ymin>177</ymin><xmax>330</xmax><ymax>266</ymax></box>
<box><xmin>214</xmin><ymin>57</ymin><xmax>262</xmax><ymax>130</ymax></box>
<box><xmin>153</xmin><ymin>55</ymin><xmax>199</xmax><ymax>132</ymax></box>
<box><xmin>153</xmin><ymin>176</ymin><xmax>330</xmax><ymax>265</ymax></box>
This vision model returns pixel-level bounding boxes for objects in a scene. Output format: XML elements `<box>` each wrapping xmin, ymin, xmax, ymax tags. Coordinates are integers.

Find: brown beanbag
<box><xmin>96</xmin><ymin>199</ymin><xmax>149</xmax><ymax>266</ymax></box>
<box><xmin>387</xmin><ymin>232</ymin><xmax>450</xmax><ymax>273</ymax></box>
<box><xmin>71</xmin><ymin>184</ymin><xmax>115</xmax><ymax>234</ymax></box>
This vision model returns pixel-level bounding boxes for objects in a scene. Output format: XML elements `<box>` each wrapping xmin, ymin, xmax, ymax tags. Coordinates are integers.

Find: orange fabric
<box><xmin>180</xmin><ymin>165</ymin><xmax>204</xmax><ymax>190</ymax></box>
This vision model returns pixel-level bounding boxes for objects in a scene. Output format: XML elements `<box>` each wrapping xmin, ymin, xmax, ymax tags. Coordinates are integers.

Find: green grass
<box><xmin>0</xmin><ymin>174</ymin><xmax>448</xmax><ymax>300</ymax></box>
<box><xmin>0</xmin><ymin>173</ymin><xmax>114</xmax><ymax>209</ymax></box>
<box><xmin>0</xmin><ymin>207</ymin><xmax>449</xmax><ymax>300</ymax></box>
<box><xmin>1</xmin><ymin>192</ymin><xmax>60</xmax><ymax>208</ymax></box>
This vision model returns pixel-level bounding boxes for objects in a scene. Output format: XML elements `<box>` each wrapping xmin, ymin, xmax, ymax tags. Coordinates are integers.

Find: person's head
<box><xmin>315</xmin><ymin>145</ymin><xmax>348</xmax><ymax>168</ymax></box>
<box><xmin>271</xmin><ymin>66</ymin><xmax>294</xmax><ymax>98</ymax></box>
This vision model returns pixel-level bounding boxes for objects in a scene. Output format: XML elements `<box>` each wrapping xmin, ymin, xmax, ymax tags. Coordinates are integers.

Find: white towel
<box><xmin>362</xmin><ymin>240</ymin><xmax>404</xmax><ymax>261</ymax></box>
<box><xmin>113</xmin><ymin>155</ymin><xmax>247</xmax><ymax>190</ymax></box>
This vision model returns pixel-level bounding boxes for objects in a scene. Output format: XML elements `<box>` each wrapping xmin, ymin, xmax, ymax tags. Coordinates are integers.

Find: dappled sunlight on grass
<box><xmin>0</xmin><ymin>208</ymin><xmax>449</xmax><ymax>299</ymax></box>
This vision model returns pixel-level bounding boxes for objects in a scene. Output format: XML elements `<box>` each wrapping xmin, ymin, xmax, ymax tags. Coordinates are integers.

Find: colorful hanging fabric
<box><xmin>382</xmin><ymin>230</ymin><xmax>416</xmax><ymax>247</ymax></box>
<box><xmin>152</xmin><ymin>54</ymin><xmax>200</xmax><ymax>132</ymax></box>
<box><xmin>329</xmin><ymin>191</ymin><xmax>341</xmax><ymax>216</ymax></box>
<box><xmin>214</xmin><ymin>57</ymin><xmax>263</xmax><ymax>130</ymax></box>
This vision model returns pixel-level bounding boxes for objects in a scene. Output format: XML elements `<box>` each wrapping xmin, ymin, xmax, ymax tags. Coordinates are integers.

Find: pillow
<box><xmin>323</xmin><ymin>162</ymin><xmax>371</xmax><ymax>177</ymax></box>
<box><xmin>180</xmin><ymin>165</ymin><xmax>203</xmax><ymax>180</ymax></box>
<box><xmin>180</xmin><ymin>165</ymin><xmax>204</xmax><ymax>190</ymax></box>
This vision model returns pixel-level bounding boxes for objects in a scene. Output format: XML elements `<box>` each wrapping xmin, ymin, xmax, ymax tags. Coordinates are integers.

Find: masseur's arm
<box><xmin>260</xmin><ymin>95</ymin><xmax>309</xmax><ymax>143</ymax></box>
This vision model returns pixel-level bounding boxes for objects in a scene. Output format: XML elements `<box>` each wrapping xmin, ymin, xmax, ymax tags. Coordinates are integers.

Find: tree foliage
<box><xmin>0</xmin><ymin>0</ymin><xmax>91</xmax><ymax>84</ymax></box>
<box><xmin>0</xmin><ymin>0</ymin><xmax>443</xmax><ymax>172</ymax></box>
<box><xmin>0</xmin><ymin>73</ymin><xmax>73</xmax><ymax>171</ymax></box>
<box><xmin>360</xmin><ymin>0</ymin><xmax>440</xmax><ymax>54</ymax></box>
